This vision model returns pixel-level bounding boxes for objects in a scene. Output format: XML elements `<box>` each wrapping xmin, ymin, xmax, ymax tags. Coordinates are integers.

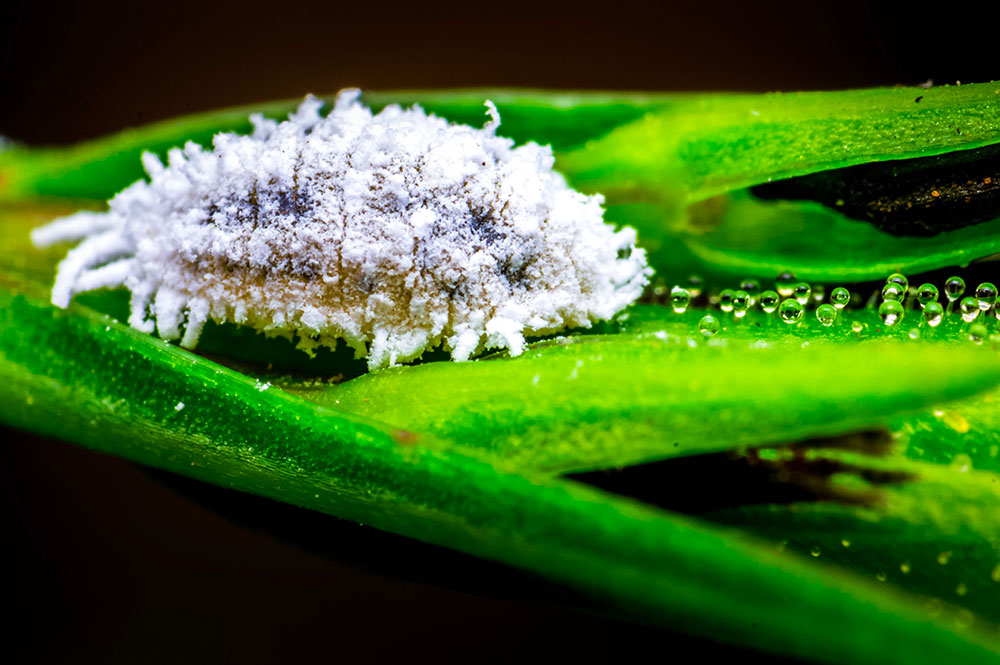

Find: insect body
<box><xmin>32</xmin><ymin>90</ymin><xmax>651</xmax><ymax>368</ymax></box>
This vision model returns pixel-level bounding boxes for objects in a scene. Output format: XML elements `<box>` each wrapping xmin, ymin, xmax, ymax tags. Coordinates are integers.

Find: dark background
<box><xmin>2</xmin><ymin>1</ymin><xmax>997</xmax><ymax>663</ymax></box>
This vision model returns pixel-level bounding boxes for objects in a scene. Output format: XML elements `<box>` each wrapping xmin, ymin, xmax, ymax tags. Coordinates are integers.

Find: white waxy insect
<box><xmin>32</xmin><ymin>90</ymin><xmax>652</xmax><ymax>369</ymax></box>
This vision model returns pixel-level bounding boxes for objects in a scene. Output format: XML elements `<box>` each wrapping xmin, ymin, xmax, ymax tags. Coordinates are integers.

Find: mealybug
<box><xmin>33</xmin><ymin>90</ymin><xmax>651</xmax><ymax>368</ymax></box>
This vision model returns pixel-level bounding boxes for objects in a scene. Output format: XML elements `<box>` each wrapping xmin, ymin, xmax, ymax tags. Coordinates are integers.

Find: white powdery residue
<box><xmin>33</xmin><ymin>90</ymin><xmax>652</xmax><ymax>369</ymax></box>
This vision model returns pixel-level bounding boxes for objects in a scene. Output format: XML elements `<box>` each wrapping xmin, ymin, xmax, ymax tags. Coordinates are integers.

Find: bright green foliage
<box><xmin>560</xmin><ymin>83</ymin><xmax>1000</xmax><ymax>202</ymax></box>
<box><xmin>299</xmin><ymin>333</ymin><xmax>1000</xmax><ymax>474</ymax></box>
<box><xmin>4</xmin><ymin>86</ymin><xmax>1000</xmax><ymax>664</ymax></box>
<box><xmin>682</xmin><ymin>193</ymin><xmax>1000</xmax><ymax>282</ymax></box>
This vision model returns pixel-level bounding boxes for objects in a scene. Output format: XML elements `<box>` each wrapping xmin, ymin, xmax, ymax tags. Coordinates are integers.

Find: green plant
<box><xmin>3</xmin><ymin>83</ymin><xmax>1000</xmax><ymax>664</ymax></box>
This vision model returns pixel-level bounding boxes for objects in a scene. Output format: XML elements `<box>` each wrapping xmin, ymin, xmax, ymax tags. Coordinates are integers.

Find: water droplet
<box><xmin>759</xmin><ymin>290</ymin><xmax>780</xmax><ymax>313</ymax></box>
<box><xmin>960</xmin><ymin>296</ymin><xmax>980</xmax><ymax>322</ymax></box>
<box><xmin>945</xmin><ymin>276</ymin><xmax>966</xmax><ymax>302</ymax></box>
<box><xmin>810</xmin><ymin>546</ymin><xmax>821</xmax><ymax>557</ymax></box>
<box><xmin>670</xmin><ymin>286</ymin><xmax>691</xmax><ymax>313</ymax></box>
<box><xmin>732</xmin><ymin>290</ymin><xmax>750</xmax><ymax>318</ymax></box>
<box><xmin>719</xmin><ymin>289</ymin><xmax>735</xmax><ymax>313</ymax></box>
<box><xmin>923</xmin><ymin>301</ymin><xmax>944</xmax><ymax>327</ymax></box>
<box><xmin>779</xmin><ymin>298</ymin><xmax>804</xmax><ymax>324</ymax></box>
<box><xmin>938</xmin><ymin>550</ymin><xmax>953</xmax><ymax>565</ymax></box>
<box><xmin>876</xmin><ymin>571</ymin><xmax>887</xmax><ymax>582</ymax></box>
<box><xmin>830</xmin><ymin>287</ymin><xmax>850</xmax><ymax>310</ymax></box>
<box><xmin>685</xmin><ymin>274</ymin><xmax>704</xmax><ymax>298</ymax></box>
<box><xmin>851</xmin><ymin>320</ymin><xmax>864</xmax><ymax>333</ymax></box>
<box><xmin>990</xmin><ymin>333</ymin><xmax>1000</xmax><ymax>351</ymax></box>
<box><xmin>900</xmin><ymin>561</ymin><xmax>911</xmax><ymax>574</ymax></box>
<box><xmin>991</xmin><ymin>563</ymin><xmax>1000</xmax><ymax>582</ymax></box>
<box><xmin>956</xmin><ymin>582</ymin><xmax>968</xmax><ymax>597</ymax></box>
<box><xmin>881</xmin><ymin>282</ymin><xmax>904</xmax><ymax>301</ymax></box>
<box><xmin>879</xmin><ymin>300</ymin><xmax>904</xmax><ymax>326</ymax></box>
<box><xmin>816</xmin><ymin>304</ymin><xmax>836</xmax><ymax>326</ymax></box>
<box><xmin>776</xmin><ymin>271</ymin><xmax>797</xmax><ymax>297</ymax></box>
<box><xmin>969</xmin><ymin>323</ymin><xmax>988</xmax><ymax>345</ymax></box>
<box><xmin>698</xmin><ymin>314</ymin><xmax>720</xmax><ymax>337</ymax></box>
<box><xmin>793</xmin><ymin>282</ymin><xmax>812</xmax><ymax>305</ymax></box>
<box><xmin>916</xmin><ymin>283</ymin><xmax>939</xmax><ymax>307</ymax></box>
<box><xmin>739</xmin><ymin>278</ymin><xmax>761</xmax><ymax>305</ymax></box>
<box><xmin>886</xmin><ymin>272</ymin><xmax>909</xmax><ymax>294</ymax></box>
<box><xmin>908</xmin><ymin>328</ymin><xmax>920</xmax><ymax>340</ymax></box>
<box><xmin>841</xmin><ymin>539</ymin><xmax>851</xmax><ymax>548</ymax></box>
<box><xmin>976</xmin><ymin>282</ymin><xmax>998</xmax><ymax>311</ymax></box>
<box><xmin>811</xmin><ymin>284</ymin><xmax>826</xmax><ymax>305</ymax></box>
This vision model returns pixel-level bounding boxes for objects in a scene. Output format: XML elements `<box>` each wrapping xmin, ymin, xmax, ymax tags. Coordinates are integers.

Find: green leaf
<box><xmin>560</xmin><ymin>82</ymin><xmax>1000</xmax><ymax>204</ymax></box>
<box><xmin>290</xmin><ymin>326</ymin><xmax>1000</xmax><ymax>474</ymax></box>
<box><xmin>681</xmin><ymin>191</ymin><xmax>1000</xmax><ymax>282</ymax></box>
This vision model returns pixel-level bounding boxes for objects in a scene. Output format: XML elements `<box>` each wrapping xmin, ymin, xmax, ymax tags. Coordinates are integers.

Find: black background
<box><xmin>2</xmin><ymin>1</ymin><xmax>998</xmax><ymax>663</ymax></box>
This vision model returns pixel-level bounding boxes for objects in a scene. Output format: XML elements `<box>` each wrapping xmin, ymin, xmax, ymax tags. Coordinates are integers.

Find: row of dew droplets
<box><xmin>659</xmin><ymin>270</ymin><xmax>1000</xmax><ymax>345</ymax></box>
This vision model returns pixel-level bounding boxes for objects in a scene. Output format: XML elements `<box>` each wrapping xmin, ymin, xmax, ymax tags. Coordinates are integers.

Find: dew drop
<box><xmin>793</xmin><ymin>282</ymin><xmax>812</xmax><ymax>305</ymax></box>
<box><xmin>956</xmin><ymin>582</ymin><xmax>968</xmax><ymax>597</ymax></box>
<box><xmin>886</xmin><ymin>272</ymin><xmax>909</xmax><ymax>294</ymax></box>
<box><xmin>908</xmin><ymin>328</ymin><xmax>920</xmax><ymax>340</ymax></box>
<box><xmin>815</xmin><ymin>304</ymin><xmax>836</xmax><ymax>327</ymax></box>
<box><xmin>776</xmin><ymin>272</ymin><xmax>797</xmax><ymax>298</ymax></box>
<box><xmin>881</xmin><ymin>282</ymin><xmax>904</xmax><ymax>302</ymax></box>
<box><xmin>969</xmin><ymin>323</ymin><xmax>988</xmax><ymax>345</ymax></box>
<box><xmin>876</xmin><ymin>571</ymin><xmax>887</xmax><ymax>582</ymax></box>
<box><xmin>698</xmin><ymin>314</ymin><xmax>720</xmax><ymax>337</ymax></box>
<box><xmin>851</xmin><ymin>320</ymin><xmax>864</xmax><ymax>333</ymax></box>
<box><xmin>719</xmin><ymin>289</ymin><xmax>735</xmax><ymax>313</ymax></box>
<box><xmin>900</xmin><ymin>561</ymin><xmax>911</xmax><ymax>574</ymax></box>
<box><xmin>878</xmin><ymin>300</ymin><xmax>904</xmax><ymax>326</ymax></box>
<box><xmin>990</xmin><ymin>333</ymin><xmax>1000</xmax><ymax>351</ymax></box>
<box><xmin>779</xmin><ymin>298</ymin><xmax>804</xmax><ymax>324</ymax></box>
<box><xmin>732</xmin><ymin>290</ymin><xmax>750</xmax><ymax>319</ymax></box>
<box><xmin>976</xmin><ymin>282</ymin><xmax>998</xmax><ymax>311</ymax></box>
<box><xmin>739</xmin><ymin>278</ymin><xmax>761</xmax><ymax>305</ymax></box>
<box><xmin>938</xmin><ymin>550</ymin><xmax>953</xmax><ymax>565</ymax></box>
<box><xmin>759</xmin><ymin>290</ymin><xmax>780</xmax><ymax>314</ymax></box>
<box><xmin>945</xmin><ymin>276</ymin><xmax>966</xmax><ymax>302</ymax></box>
<box><xmin>916</xmin><ymin>283</ymin><xmax>939</xmax><ymax>307</ymax></box>
<box><xmin>960</xmin><ymin>296</ymin><xmax>980</xmax><ymax>322</ymax></box>
<box><xmin>923</xmin><ymin>301</ymin><xmax>944</xmax><ymax>327</ymax></box>
<box><xmin>685</xmin><ymin>274</ymin><xmax>704</xmax><ymax>299</ymax></box>
<box><xmin>991</xmin><ymin>563</ymin><xmax>1000</xmax><ymax>582</ymax></box>
<box><xmin>670</xmin><ymin>286</ymin><xmax>691</xmax><ymax>313</ymax></box>
<box><xmin>810</xmin><ymin>546</ymin><xmax>821</xmax><ymax>557</ymax></box>
<box><xmin>830</xmin><ymin>287</ymin><xmax>851</xmax><ymax>310</ymax></box>
<box><xmin>841</xmin><ymin>539</ymin><xmax>851</xmax><ymax>548</ymax></box>
<box><xmin>811</xmin><ymin>284</ymin><xmax>826</xmax><ymax>305</ymax></box>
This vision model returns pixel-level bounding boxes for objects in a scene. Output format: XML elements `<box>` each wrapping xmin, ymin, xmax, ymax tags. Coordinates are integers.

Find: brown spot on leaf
<box><xmin>391</xmin><ymin>428</ymin><xmax>421</xmax><ymax>445</ymax></box>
